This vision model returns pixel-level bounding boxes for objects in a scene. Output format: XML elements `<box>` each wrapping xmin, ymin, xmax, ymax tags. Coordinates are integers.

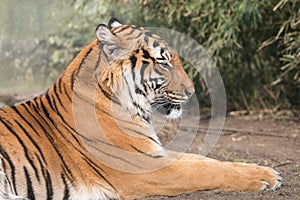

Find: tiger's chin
<box><xmin>166</xmin><ymin>107</ymin><xmax>182</xmax><ymax>120</ymax></box>
<box><xmin>157</xmin><ymin>103</ymin><xmax>183</xmax><ymax>120</ymax></box>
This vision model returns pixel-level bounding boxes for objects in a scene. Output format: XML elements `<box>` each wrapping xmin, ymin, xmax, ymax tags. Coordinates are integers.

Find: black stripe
<box><xmin>37</xmin><ymin>99</ymin><xmax>76</xmax><ymax>173</ymax></box>
<box><xmin>131</xmin><ymin>145</ymin><xmax>163</xmax><ymax>158</ymax></box>
<box><xmin>44</xmin><ymin>169</ymin><xmax>53</xmax><ymax>200</ymax></box>
<box><xmin>86</xmin><ymin>144</ymin><xmax>143</xmax><ymax>169</ymax></box>
<box><xmin>35</xmin><ymin>152</ymin><xmax>46</xmax><ymax>182</ymax></box>
<box><xmin>102</xmin><ymin>47</ymin><xmax>110</xmax><ymax>62</ymax></box>
<box><xmin>53</xmin><ymin>83</ymin><xmax>68</xmax><ymax>113</ymax></box>
<box><xmin>93</xmin><ymin>50</ymin><xmax>102</xmax><ymax>71</ymax></box>
<box><xmin>130</xmin><ymin>55</ymin><xmax>137</xmax><ymax>80</ymax></box>
<box><xmin>44</xmin><ymin>93</ymin><xmax>82</xmax><ymax>146</ymax></box>
<box><xmin>153</xmin><ymin>64</ymin><xmax>164</xmax><ymax>76</ymax></box>
<box><xmin>0</xmin><ymin>118</ymin><xmax>40</xmax><ymax>183</ymax></box>
<box><xmin>11</xmin><ymin>106</ymin><xmax>41</xmax><ymax>137</ymax></box>
<box><xmin>45</xmin><ymin>90</ymin><xmax>57</xmax><ymax>113</ymax></box>
<box><xmin>24</xmin><ymin>166</ymin><xmax>35</xmax><ymax>200</ymax></box>
<box><xmin>124</xmin><ymin>28</ymin><xmax>136</xmax><ymax>36</ymax></box>
<box><xmin>156</xmin><ymin>57</ymin><xmax>165</xmax><ymax>61</ymax></box>
<box><xmin>35</xmin><ymin>154</ymin><xmax>56</xmax><ymax>200</ymax></box>
<box><xmin>13</xmin><ymin>120</ymin><xmax>41</xmax><ymax>182</ymax></box>
<box><xmin>0</xmin><ymin>158</ymin><xmax>13</xmax><ymax>195</ymax></box>
<box><xmin>81</xmin><ymin>157</ymin><xmax>117</xmax><ymax>192</ymax></box>
<box><xmin>21</xmin><ymin>103</ymin><xmax>48</xmax><ymax>136</ymax></box>
<box><xmin>124</xmin><ymin>127</ymin><xmax>160</xmax><ymax>145</ymax></box>
<box><xmin>93</xmin><ymin>103</ymin><xmax>144</xmax><ymax>128</ymax></box>
<box><xmin>113</xmin><ymin>25</ymin><xmax>130</xmax><ymax>34</ymax></box>
<box><xmin>57</xmin><ymin>77</ymin><xmax>63</xmax><ymax>94</ymax></box>
<box><xmin>0</xmin><ymin>108</ymin><xmax>7</xmax><ymax>113</ymax></box>
<box><xmin>0</xmin><ymin>144</ymin><xmax>17</xmax><ymax>194</ymax></box>
<box><xmin>26</xmin><ymin>100</ymin><xmax>74</xmax><ymax>179</ymax></box>
<box><xmin>61</xmin><ymin>173</ymin><xmax>70</xmax><ymax>200</ymax></box>
<box><xmin>145</xmin><ymin>31</ymin><xmax>153</xmax><ymax>37</ymax></box>
<box><xmin>70</xmin><ymin>71</ymin><xmax>76</xmax><ymax>90</ymax></box>
<box><xmin>120</xmin><ymin>66</ymin><xmax>152</xmax><ymax>122</ymax></box>
<box><xmin>135</xmin><ymin>86</ymin><xmax>146</xmax><ymax>97</ymax></box>
<box><xmin>57</xmin><ymin>77</ymin><xmax>72</xmax><ymax>103</ymax></box>
<box><xmin>97</xmin><ymin>81</ymin><xmax>122</xmax><ymax>105</ymax></box>
<box><xmin>134</xmin><ymin>31</ymin><xmax>143</xmax><ymax>39</ymax></box>
<box><xmin>132</xmin><ymin>101</ymin><xmax>150</xmax><ymax>122</ymax></box>
<box><xmin>76</xmin><ymin>47</ymin><xmax>93</xmax><ymax>77</ymax></box>
<box><xmin>143</xmin><ymin>84</ymin><xmax>149</xmax><ymax>94</ymax></box>
<box><xmin>140</xmin><ymin>61</ymin><xmax>150</xmax><ymax>85</ymax></box>
<box><xmin>31</xmin><ymin>97</ymin><xmax>41</xmax><ymax>110</ymax></box>
<box><xmin>11</xmin><ymin>106</ymin><xmax>48</xmax><ymax>165</ymax></box>
<box><xmin>0</xmin><ymin>157</ymin><xmax>6</xmax><ymax>176</ymax></box>
<box><xmin>82</xmin><ymin>136</ymin><xmax>142</xmax><ymax>173</ymax></box>
<box><xmin>108</xmin><ymin>47</ymin><xmax>117</xmax><ymax>55</ymax></box>
<box><xmin>61</xmin><ymin>81</ymin><xmax>72</xmax><ymax>103</ymax></box>
<box><xmin>153</xmin><ymin>40</ymin><xmax>159</xmax><ymax>48</ymax></box>
<box><xmin>123</xmin><ymin>56</ymin><xmax>136</xmax><ymax>102</ymax></box>
<box><xmin>144</xmin><ymin>35</ymin><xmax>149</xmax><ymax>45</ymax></box>
<box><xmin>97</xmin><ymin>82</ymin><xmax>112</xmax><ymax>100</ymax></box>
<box><xmin>142</xmin><ymin>49</ymin><xmax>154</xmax><ymax>61</ymax></box>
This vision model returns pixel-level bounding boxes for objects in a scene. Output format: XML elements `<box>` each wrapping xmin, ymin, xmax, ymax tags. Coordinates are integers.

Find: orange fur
<box><xmin>0</xmin><ymin>19</ymin><xmax>282</xmax><ymax>200</ymax></box>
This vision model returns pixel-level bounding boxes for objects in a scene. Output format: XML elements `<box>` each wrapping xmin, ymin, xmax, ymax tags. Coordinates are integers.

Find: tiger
<box><xmin>0</xmin><ymin>18</ymin><xmax>282</xmax><ymax>200</ymax></box>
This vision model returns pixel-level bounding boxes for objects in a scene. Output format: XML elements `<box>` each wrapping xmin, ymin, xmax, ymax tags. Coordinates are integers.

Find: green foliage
<box><xmin>46</xmin><ymin>0</ymin><xmax>299</xmax><ymax>110</ymax></box>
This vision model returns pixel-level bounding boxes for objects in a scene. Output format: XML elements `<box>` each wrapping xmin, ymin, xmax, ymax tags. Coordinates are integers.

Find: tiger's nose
<box><xmin>184</xmin><ymin>87</ymin><xmax>195</xmax><ymax>98</ymax></box>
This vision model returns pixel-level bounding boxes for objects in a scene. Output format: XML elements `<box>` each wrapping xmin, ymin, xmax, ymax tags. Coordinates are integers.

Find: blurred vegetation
<box><xmin>137</xmin><ymin>0</ymin><xmax>300</xmax><ymax>110</ymax></box>
<box><xmin>0</xmin><ymin>0</ymin><xmax>66</xmax><ymax>93</ymax></box>
<box><xmin>46</xmin><ymin>0</ymin><xmax>143</xmax><ymax>72</ymax></box>
<box><xmin>0</xmin><ymin>0</ymin><xmax>299</xmax><ymax>111</ymax></box>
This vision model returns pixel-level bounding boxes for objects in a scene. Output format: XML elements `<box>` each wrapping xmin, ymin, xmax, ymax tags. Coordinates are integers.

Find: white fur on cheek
<box><xmin>167</xmin><ymin>108</ymin><xmax>182</xmax><ymax>120</ymax></box>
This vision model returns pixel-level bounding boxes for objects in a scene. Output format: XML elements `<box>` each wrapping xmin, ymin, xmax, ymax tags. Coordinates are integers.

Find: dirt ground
<box><xmin>142</xmin><ymin>111</ymin><xmax>300</xmax><ymax>200</ymax></box>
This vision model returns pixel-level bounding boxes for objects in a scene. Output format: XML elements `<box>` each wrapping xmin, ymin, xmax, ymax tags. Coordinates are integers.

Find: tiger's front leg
<box><xmin>114</xmin><ymin>154</ymin><xmax>283</xmax><ymax>199</ymax></box>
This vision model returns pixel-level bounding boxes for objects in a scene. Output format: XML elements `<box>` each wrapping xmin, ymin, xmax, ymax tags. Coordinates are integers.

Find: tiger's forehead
<box><xmin>111</xmin><ymin>25</ymin><xmax>170</xmax><ymax>48</ymax></box>
<box><xmin>111</xmin><ymin>25</ymin><xmax>159</xmax><ymax>38</ymax></box>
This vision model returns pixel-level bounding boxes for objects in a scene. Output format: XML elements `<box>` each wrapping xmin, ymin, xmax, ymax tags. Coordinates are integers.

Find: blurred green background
<box><xmin>0</xmin><ymin>0</ymin><xmax>299</xmax><ymax>111</ymax></box>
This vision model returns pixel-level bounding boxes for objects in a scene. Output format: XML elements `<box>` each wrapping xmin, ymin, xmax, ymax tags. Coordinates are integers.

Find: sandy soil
<box><xmin>141</xmin><ymin>112</ymin><xmax>300</xmax><ymax>200</ymax></box>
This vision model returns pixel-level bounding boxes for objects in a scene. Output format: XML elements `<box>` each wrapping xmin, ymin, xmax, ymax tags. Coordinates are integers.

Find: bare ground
<box><xmin>142</xmin><ymin>111</ymin><xmax>300</xmax><ymax>200</ymax></box>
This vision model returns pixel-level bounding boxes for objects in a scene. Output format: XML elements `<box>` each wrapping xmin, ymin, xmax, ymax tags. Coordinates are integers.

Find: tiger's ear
<box><xmin>95</xmin><ymin>24</ymin><xmax>128</xmax><ymax>61</ymax></box>
<box><xmin>96</xmin><ymin>24</ymin><xmax>119</xmax><ymax>46</ymax></box>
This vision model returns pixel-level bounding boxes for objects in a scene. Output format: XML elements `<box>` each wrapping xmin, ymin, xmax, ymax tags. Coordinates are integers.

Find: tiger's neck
<box><xmin>44</xmin><ymin>39</ymin><xmax>161</xmax><ymax>153</ymax></box>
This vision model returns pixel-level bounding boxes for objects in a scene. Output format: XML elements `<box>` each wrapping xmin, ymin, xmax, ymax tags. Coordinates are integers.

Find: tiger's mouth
<box><xmin>156</xmin><ymin>102</ymin><xmax>182</xmax><ymax>119</ymax></box>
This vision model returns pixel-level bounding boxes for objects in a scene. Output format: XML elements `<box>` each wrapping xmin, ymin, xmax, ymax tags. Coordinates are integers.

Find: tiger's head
<box><xmin>97</xmin><ymin>18</ymin><xmax>194</xmax><ymax>122</ymax></box>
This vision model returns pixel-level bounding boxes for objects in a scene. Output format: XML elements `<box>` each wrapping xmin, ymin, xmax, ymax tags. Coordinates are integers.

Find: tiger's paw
<box><xmin>224</xmin><ymin>163</ymin><xmax>284</xmax><ymax>192</ymax></box>
<box><xmin>260</xmin><ymin>169</ymin><xmax>283</xmax><ymax>191</ymax></box>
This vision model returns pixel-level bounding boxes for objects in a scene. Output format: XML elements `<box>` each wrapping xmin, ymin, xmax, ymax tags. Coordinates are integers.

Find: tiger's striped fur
<box><xmin>0</xmin><ymin>18</ymin><xmax>282</xmax><ymax>200</ymax></box>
